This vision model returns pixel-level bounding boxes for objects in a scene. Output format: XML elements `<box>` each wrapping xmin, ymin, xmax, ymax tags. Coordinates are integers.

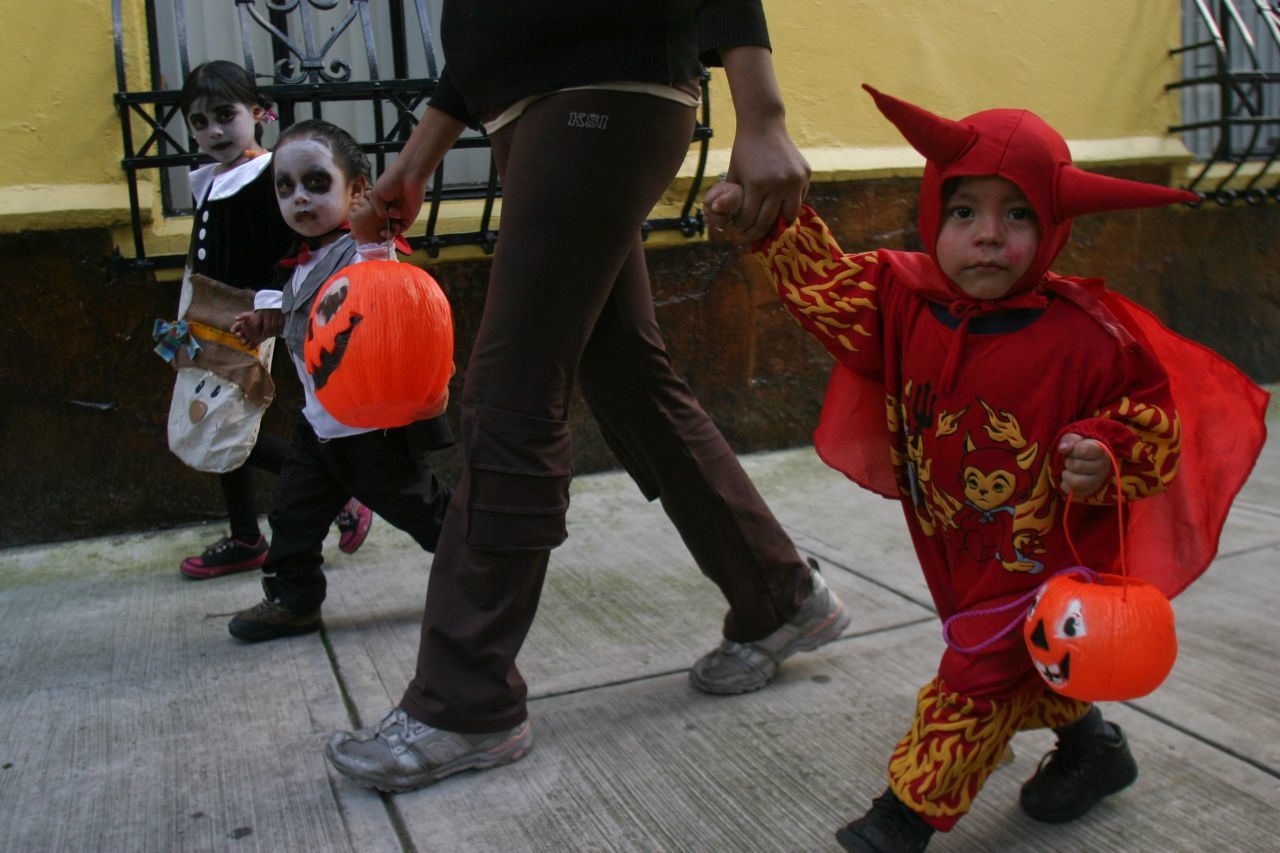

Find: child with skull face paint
<box><xmin>174</xmin><ymin>61</ymin><xmax>374</xmax><ymax>580</ymax></box>
<box><xmin>712</xmin><ymin>86</ymin><xmax>1268</xmax><ymax>850</ymax></box>
<box><xmin>225</xmin><ymin>119</ymin><xmax>454</xmax><ymax>642</ymax></box>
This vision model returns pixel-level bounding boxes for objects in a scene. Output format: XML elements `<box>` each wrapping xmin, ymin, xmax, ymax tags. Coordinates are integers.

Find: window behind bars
<box><xmin>147</xmin><ymin>0</ymin><xmax>489</xmax><ymax>217</ymax></box>
<box><xmin>1172</xmin><ymin>0</ymin><xmax>1280</xmax><ymax>203</ymax></box>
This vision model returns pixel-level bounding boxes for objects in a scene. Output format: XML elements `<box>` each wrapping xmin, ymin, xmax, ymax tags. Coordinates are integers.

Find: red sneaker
<box><xmin>335</xmin><ymin>499</ymin><xmax>374</xmax><ymax>554</ymax></box>
<box><xmin>180</xmin><ymin>534</ymin><xmax>268</xmax><ymax>580</ymax></box>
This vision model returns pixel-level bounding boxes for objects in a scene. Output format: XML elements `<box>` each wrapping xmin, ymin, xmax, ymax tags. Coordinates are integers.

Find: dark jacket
<box><xmin>427</xmin><ymin>0</ymin><xmax>770</xmax><ymax>125</ymax></box>
<box><xmin>188</xmin><ymin>155</ymin><xmax>296</xmax><ymax>291</ymax></box>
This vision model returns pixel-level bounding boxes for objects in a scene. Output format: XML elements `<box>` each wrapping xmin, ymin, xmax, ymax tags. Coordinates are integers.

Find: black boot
<box><xmin>1019</xmin><ymin>711</ymin><xmax>1138</xmax><ymax>823</ymax></box>
<box><xmin>835</xmin><ymin>789</ymin><xmax>934</xmax><ymax>852</ymax></box>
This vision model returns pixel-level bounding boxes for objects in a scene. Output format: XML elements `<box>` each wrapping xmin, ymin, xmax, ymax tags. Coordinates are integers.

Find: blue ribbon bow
<box><xmin>152</xmin><ymin>319</ymin><xmax>202</xmax><ymax>362</ymax></box>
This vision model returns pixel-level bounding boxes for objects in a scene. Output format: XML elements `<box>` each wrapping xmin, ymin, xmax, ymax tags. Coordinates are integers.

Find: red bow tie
<box><xmin>278</xmin><ymin>241</ymin><xmax>313</xmax><ymax>269</ymax></box>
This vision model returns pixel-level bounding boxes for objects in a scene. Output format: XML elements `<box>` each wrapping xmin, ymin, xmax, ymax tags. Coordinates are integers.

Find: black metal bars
<box><xmin>1169</xmin><ymin>0</ymin><xmax>1280</xmax><ymax>205</ymax></box>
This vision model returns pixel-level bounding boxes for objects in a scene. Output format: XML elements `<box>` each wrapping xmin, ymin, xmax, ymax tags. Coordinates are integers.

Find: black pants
<box><xmin>400</xmin><ymin>90</ymin><xmax>813</xmax><ymax>733</ymax></box>
<box><xmin>262</xmin><ymin>415</ymin><xmax>452</xmax><ymax>612</ymax></box>
<box><xmin>220</xmin><ymin>432</ymin><xmax>290</xmax><ymax>542</ymax></box>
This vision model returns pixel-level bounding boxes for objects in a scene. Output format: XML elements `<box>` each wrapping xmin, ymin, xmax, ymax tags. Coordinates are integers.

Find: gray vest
<box><xmin>280</xmin><ymin>237</ymin><xmax>359</xmax><ymax>362</ymax></box>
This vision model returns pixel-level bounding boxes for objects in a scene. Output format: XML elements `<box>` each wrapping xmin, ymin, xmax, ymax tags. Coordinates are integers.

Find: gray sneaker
<box><xmin>326</xmin><ymin>708</ymin><xmax>532</xmax><ymax>793</ymax></box>
<box><xmin>690</xmin><ymin>563</ymin><xmax>850</xmax><ymax>694</ymax></box>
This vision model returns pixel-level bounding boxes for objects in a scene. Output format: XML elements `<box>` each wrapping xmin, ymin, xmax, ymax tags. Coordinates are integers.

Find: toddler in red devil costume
<box><xmin>707</xmin><ymin>86</ymin><xmax>1269</xmax><ymax>851</ymax></box>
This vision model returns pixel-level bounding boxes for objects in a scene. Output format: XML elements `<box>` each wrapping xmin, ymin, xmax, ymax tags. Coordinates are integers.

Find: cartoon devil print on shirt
<box><xmin>895</xmin><ymin>389</ymin><xmax>1055</xmax><ymax>573</ymax></box>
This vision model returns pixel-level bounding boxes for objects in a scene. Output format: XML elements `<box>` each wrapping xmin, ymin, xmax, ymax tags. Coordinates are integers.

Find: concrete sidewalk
<box><xmin>1</xmin><ymin>402</ymin><xmax>1277</xmax><ymax>852</ymax></box>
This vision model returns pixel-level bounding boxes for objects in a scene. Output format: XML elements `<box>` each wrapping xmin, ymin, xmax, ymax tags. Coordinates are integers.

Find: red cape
<box><xmin>814</xmin><ymin>280</ymin><xmax>1269</xmax><ymax>598</ymax></box>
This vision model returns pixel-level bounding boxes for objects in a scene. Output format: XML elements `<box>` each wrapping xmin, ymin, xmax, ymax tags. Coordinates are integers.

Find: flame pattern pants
<box><xmin>889</xmin><ymin>674</ymin><xmax>1090</xmax><ymax>831</ymax></box>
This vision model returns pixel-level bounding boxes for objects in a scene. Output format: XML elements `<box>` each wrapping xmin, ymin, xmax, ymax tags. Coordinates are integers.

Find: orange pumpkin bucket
<box><xmin>1023</xmin><ymin>569</ymin><xmax>1176</xmax><ymax>702</ymax></box>
<box><xmin>304</xmin><ymin>260</ymin><xmax>454</xmax><ymax>429</ymax></box>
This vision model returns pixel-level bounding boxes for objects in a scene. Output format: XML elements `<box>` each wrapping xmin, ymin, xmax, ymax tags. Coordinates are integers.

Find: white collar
<box><xmin>188</xmin><ymin>152</ymin><xmax>273</xmax><ymax>206</ymax></box>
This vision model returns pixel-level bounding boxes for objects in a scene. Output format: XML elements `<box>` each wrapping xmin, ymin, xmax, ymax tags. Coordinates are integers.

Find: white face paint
<box><xmin>186</xmin><ymin>97</ymin><xmax>262</xmax><ymax>169</ymax></box>
<box><xmin>273</xmin><ymin>138</ymin><xmax>360</xmax><ymax>239</ymax></box>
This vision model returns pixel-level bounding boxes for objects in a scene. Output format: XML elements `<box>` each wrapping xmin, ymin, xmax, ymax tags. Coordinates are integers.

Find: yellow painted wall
<box><xmin>0</xmin><ymin>0</ymin><xmax>153</xmax><ymax>231</ymax></box>
<box><xmin>0</xmin><ymin>0</ymin><xmax>1189</xmax><ymax>236</ymax></box>
<box><xmin>697</xmin><ymin>0</ymin><xmax>1189</xmax><ymax>177</ymax></box>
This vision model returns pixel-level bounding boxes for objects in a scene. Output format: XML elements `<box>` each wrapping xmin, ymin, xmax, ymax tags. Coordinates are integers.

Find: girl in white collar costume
<box><xmin>174</xmin><ymin>61</ymin><xmax>372</xmax><ymax>580</ymax></box>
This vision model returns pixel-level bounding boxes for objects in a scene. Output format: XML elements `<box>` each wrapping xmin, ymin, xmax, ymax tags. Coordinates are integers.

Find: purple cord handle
<box><xmin>941</xmin><ymin>566</ymin><xmax>1101</xmax><ymax>654</ymax></box>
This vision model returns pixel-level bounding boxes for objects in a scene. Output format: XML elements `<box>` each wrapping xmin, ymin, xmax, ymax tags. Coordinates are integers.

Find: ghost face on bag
<box><xmin>167</xmin><ymin>364</ymin><xmax>264</xmax><ymax>473</ymax></box>
<box><xmin>184</xmin><ymin>371</ymin><xmax>243</xmax><ymax>427</ymax></box>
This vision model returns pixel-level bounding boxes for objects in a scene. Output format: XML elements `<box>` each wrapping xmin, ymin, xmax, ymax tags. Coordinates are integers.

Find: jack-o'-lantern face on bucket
<box><xmin>1024</xmin><ymin>573</ymin><xmax>1177</xmax><ymax>702</ymax></box>
<box><xmin>304</xmin><ymin>260</ymin><xmax>454</xmax><ymax>429</ymax></box>
<box><xmin>1025</xmin><ymin>592</ymin><xmax>1085</xmax><ymax>689</ymax></box>
<box><xmin>306</xmin><ymin>275</ymin><xmax>359</xmax><ymax>392</ymax></box>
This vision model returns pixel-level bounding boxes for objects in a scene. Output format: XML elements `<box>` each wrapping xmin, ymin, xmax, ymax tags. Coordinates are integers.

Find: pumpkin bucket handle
<box><xmin>941</xmin><ymin>564</ymin><xmax>1100</xmax><ymax>654</ymax></box>
<box><xmin>1061</xmin><ymin>442</ymin><xmax>1129</xmax><ymax>596</ymax></box>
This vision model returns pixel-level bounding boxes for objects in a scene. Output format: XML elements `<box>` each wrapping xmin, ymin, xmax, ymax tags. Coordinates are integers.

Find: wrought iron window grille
<box><xmin>1169</xmin><ymin>0</ymin><xmax>1280</xmax><ymax>205</ymax></box>
<box><xmin>111</xmin><ymin>0</ymin><xmax>713</xmax><ymax>275</ymax></box>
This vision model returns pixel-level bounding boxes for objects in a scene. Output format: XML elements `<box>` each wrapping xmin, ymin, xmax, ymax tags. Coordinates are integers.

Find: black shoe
<box><xmin>180</xmin><ymin>533</ymin><xmax>268</xmax><ymax>580</ymax></box>
<box><xmin>228</xmin><ymin>598</ymin><xmax>321</xmax><ymax>643</ymax></box>
<box><xmin>836</xmin><ymin>789</ymin><xmax>934</xmax><ymax>852</ymax></box>
<box><xmin>1019</xmin><ymin>723</ymin><xmax>1138</xmax><ymax>823</ymax></box>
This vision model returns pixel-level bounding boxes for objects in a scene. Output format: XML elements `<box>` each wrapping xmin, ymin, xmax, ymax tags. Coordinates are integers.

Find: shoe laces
<box><xmin>1034</xmin><ymin>737</ymin><xmax>1104</xmax><ymax>785</ymax></box>
<box><xmin>245</xmin><ymin>597</ymin><xmax>288</xmax><ymax>619</ymax></box>
<box><xmin>203</xmin><ymin>535</ymin><xmax>235</xmax><ymax>557</ymax></box>
<box><xmin>204</xmin><ymin>534</ymin><xmax>260</xmax><ymax>557</ymax></box>
<box><xmin>377</xmin><ymin>709</ymin><xmax>432</xmax><ymax>743</ymax></box>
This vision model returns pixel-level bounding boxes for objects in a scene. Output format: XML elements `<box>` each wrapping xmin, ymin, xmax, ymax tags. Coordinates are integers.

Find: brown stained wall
<box><xmin>2</xmin><ymin>170</ymin><xmax>1276</xmax><ymax>547</ymax></box>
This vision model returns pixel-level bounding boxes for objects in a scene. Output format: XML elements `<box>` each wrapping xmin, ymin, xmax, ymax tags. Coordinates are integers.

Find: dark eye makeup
<box><xmin>302</xmin><ymin>170</ymin><xmax>333</xmax><ymax>193</ymax></box>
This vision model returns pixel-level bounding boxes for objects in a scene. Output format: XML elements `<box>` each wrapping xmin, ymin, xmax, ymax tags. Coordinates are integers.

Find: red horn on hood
<box><xmin>1055</xmin><ymin>164</ymin><xmax>1200</xmax><ymax>219</ymax></box>
<box><xmin>863</xmin><ymin>83</ymin><xmax>975</xmax><ymax>168</ymax></box>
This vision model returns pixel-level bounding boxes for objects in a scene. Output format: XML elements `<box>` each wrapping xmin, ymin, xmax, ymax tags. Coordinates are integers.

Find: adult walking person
<box><xmin>326</xmin><ymin>0</ymin><xmax>849</xmax><ymax>792</ymax></box>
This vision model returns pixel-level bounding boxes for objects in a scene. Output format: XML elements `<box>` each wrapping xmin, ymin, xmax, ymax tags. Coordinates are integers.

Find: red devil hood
<box><xmin>862</xmin><ymin>84</ymin><xmax>1198</xmax><ymax>305</ymax></box>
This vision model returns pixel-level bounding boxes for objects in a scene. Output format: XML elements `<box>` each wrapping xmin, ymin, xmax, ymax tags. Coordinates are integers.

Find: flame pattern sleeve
<box><xmin>751</xmin><ymin>206</ymin><xmax>886</xmax><ymax>376</ymax></box>
<box><xmin>1052</xmin><ymin>344</ymin><xmax>1181</xmax><ymax>504</ymax></box>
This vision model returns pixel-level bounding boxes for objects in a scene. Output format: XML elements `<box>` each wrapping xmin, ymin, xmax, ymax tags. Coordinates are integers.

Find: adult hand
<box><xmin>720</xmin><ymin>45</ymin><xmax>811</xmax><ymax>241</ymax></box>
<box><xmin>1057</xmin><ymin>433</ymin><xmax>1109</xmax><ymax>497</ymax></box>
<box><xmin>725</xmin><ymin>120</ymin><xmax>810</xmax><ymax>241</ymax></box>
<box><xmin>367</xmin><ymin>157</ymin><xmax>429</xmax><ymax>241</ymax></box>
<box><xmin>367</xmin><ymin>107</ymin><xmax>468</xmax><ymax>240</ymax></box>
